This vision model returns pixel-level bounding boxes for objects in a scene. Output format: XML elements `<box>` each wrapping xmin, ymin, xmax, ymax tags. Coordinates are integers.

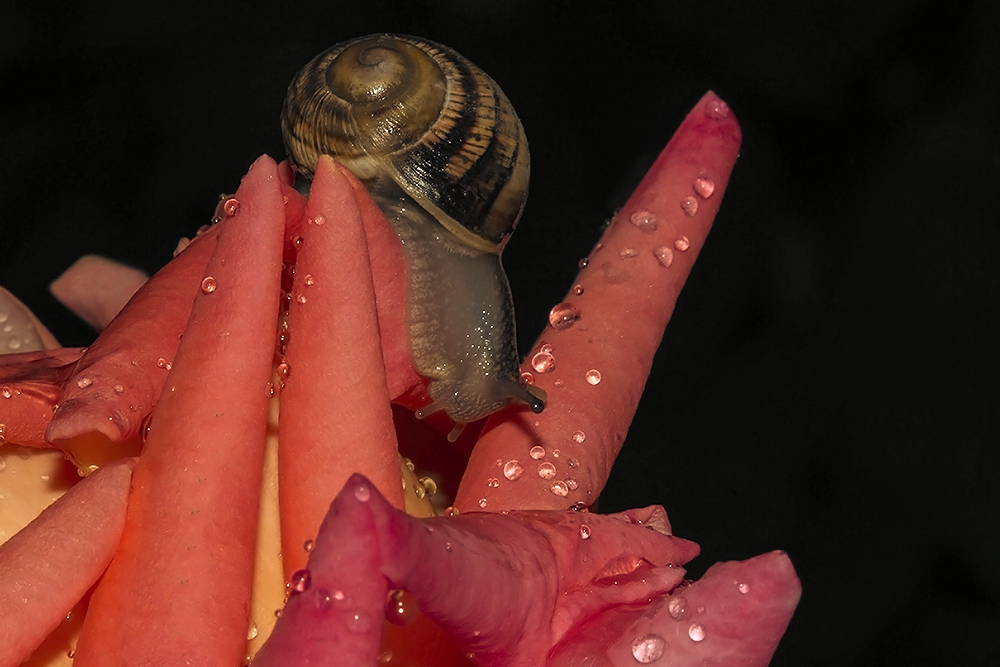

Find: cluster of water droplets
<box><xmin>0</xmin><ymin>308</ymin><xmax>38</xmax><ymax>353</ymax></box>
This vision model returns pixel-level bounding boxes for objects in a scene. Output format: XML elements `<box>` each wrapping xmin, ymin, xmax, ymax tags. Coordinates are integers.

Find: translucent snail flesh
<box><xmin>281</xmin><ymin>34</ymin><xmax>545</xmax><ymax>434</ymax></box>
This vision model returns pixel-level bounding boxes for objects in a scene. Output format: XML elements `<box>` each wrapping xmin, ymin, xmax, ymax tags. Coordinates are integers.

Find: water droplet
<box><xmin>67</xmin><ymin>649</ymin><xmax>75</xmax><ymax>659</ymax></box>
<box><xmin>140</xmin><ymin>413</ymin><xmax>153</xmax><ymax>442</ymax></box>
<box><xmin>312</xmin><ymin>214</ymin><xmax>326</xmax><ymax>225</ymax></box>
<box><xmin>567</xmin><ymin>457</ymin><xmax>580</xmax><ymax>468</ymax></box>
<box><xmin>531</xmin><ymin>351</ymin><xmax>556</xmax><ymax>373</ymax></box>
<box><xmin>529</xmin><ymin>445</ymin><xmax>546</xmax><ymax>460</ymax></box>
<box><xmin>537</xmin><ymin>462</ymin><xmax>557</xmax><ymax>480</ymax></box>
<box><xmin>378</xmin><ymin>648</ymin><xmax>394</xmax><ymax>663</ymax></box>
<box><xmin>386</xmin><ymin>589</ymin><xmax>419</xmax><ymax>626</ymax></box>
<box><xmin>6</xmin><ymin>337</ymin><xmax>22</xmax><ymax>351</ymax></box>
<box><xmin>0</xmin><ymin>424</ymin><xmax>6</xmax><ymax>446</ymax></box>
<box><xmin>303</xmin><ymin>274</ymin><xmax>316</xmax><ymax>286</ymax></box>
<box><xmin>296</xmin><ymin>294</ymin><xmax>307</xmax><ymax>304</ymax></box>
<box><xmin>578</xmin><ymin>257</ymin><xmax>589</xmax><ymax>269</ymax></box>
<box><xmin>419</xmin><ymin>476</ymin><xmax>437</xmax><ymax>496</ymax></box>
<box><xmin>571</xmin><ymin>430</ymin><xmax>586</xmax><ymax>444</ymax></box>
<box><xmin>444</xmin><ymin>506</ymin><xmax>459</xmax><ymax>517</ymax></box>
<box><xmin>0</xmin><ymin>387</ymin><xmax>11</xmax><ymax>399</ymax></box>
<box><xmin>573</xmin><ymin>283</ymin><xmax>585</xmax><ymax>295</ymax></box>
<box><xmin>674</xmin><ymin>236</ymin><xmax>690</xmax><ymax>251</ymax></box>
<box><xmin>580</xmin><ymin>524</ymin><xmax>591</xmax><ymax>539</ymax></box>
<box><xmin>293</xmin><ymin>235</ymin><xmax>304</xmax><ymax>248</ymax></box>
<box><xmin>619</xmin><ymin>247</ymin><xmax>639</xmax><ymax>260</ymax></box>
<box><xmin>112</xmin><ymin>383</ymin><xmax>124</xmax><ymax>394</ymax></box>
<box><xmin>487</xmin><ymin>477</ymin><xmax>500</xmax><ymax>488</ymax></box>
<box><xmin>444</xmin><ymin>541</ymin><xmax>453</xmax><ymax>551</ymax></box>
<box><xmin>76</xmin><ymin>377</ymin><xmax>93</xmax><ymax>389</ymax></box>
<box><xmin>540</xmin><ymin>343</ymin><xmax>554</xmax><ymax>353</ymax></box>
<box><xmin>333</xmin><ymin>590</ymin><xmax>345</xmax><ymax>601</ymax></box>
<box><xmin>274</xmin><ymin>608</ymin><xmax>283</xmax><ymax>619</ymax></box>
<box><xmin>520</xmin><ymin>371</ymin><xmax>534</xmax><ymax>385</ymax></box>
<box><xmin>668</xmin><ymin>596</ymin><xmax>688</xmax><ymax>620</ymax></box>
<box><xmin>277</xmin><ymin>362</ymin><xmax>291</xmax><ymax>381</ymax></box>
<box><xmin>246</xmin><ymin>621</ymin><xmax>259</xmax><ymax>640</ymax></box>
<box><xmin>266</xmin><ymin>382</ymin><xmax>276</xmax><ymax>398</ymax></box>
<box><xmin>345</xmin><ymin>609</ymin><xmax>372</xmax><ymax>635</ymax></box>
<box><xmin>314</xmin><ymin>588</ymin><xmax>334</xmax><ymax>610</ymax></box>
<box><xmin>680</xmin><ymin>196</ymin><xmax>699</xmax><ymax>217</ymax></box>
<box><xmin>693</xmin><ymin>176</ymin><xmax>715</xmax><ymax>198</ymax></box>
<box><xmin>554</xmin><ymin>378</ymin><xmax>565</xmax><ymax>388</ymax></box>
<box><xmin>737</xmin><ymin>581</ymin><xmax>751</xmax><ymax>594</ymax></box>
<box><xmin>201</xmin><ymin>276</ymin><xmax>218</xmax><ymax>294</ymax></box>
<box><xmin>566</xmin><ymin>477</ymin><xmax>579</xmax><ymax>490</ymax></box>
<box><xmin>688</xmin><ymin>623</ymin><xmax>706</xmax><ymax>642</ymax></box>
<box><xmin>503</xmin><ymin>460</ymin><xmax>524</xmax><ymax>481</ymax></box>
<box><xmin>705</xmin><ymin>98</ymin><xmax>731</xmax><ymax>119</ymax></box>
<box><xmin>585</xmin><ymin>369</ymin><xmax>602</xmax><ymax>385</ymax></box>
<box><xmin>354</xmin><ymin>484</ymin><xmax>371</xmax><ymax>502</ymax></box>
<box><xmin>223</xmin><ymin>197</ymin><xmax>241</xmax><ymax>216</ymax></box>
<box><xmin>303</xmin><ymin>539</ymin><xmax>315</xmax><ymax>553</ymax></box>
<box><xmin>550</xmin><ymin>480</ymin><xmax>569</xmax><ymax>496</ymax></box>
<box><xmin>289</xmin><ymin>569</ymin><xmax>312</xmax><ymax>593</ymax></box>
<box><xmin>653</xmin><ymin>245</ymin><xmax>674</xmax><ymax>267</ymax></box>
<box><xmin>629</xmin><ymin>210</ymin><xmax>659</xmax><ymax>233</ymax></box>
<box><xmin>0</xmin><ymin>458</ymin><xmax>6</xmax><ymax>471</ymax></box>
<box><xmin>552</xmin><ymin>449</ymin><xmax>561</xmax><ymax>458</ymax></box>
<box><xmin>549</xmin><ymin>302</ymin><xmax>581</xmax><ymax>330</ymax></box>
<box><xmin>631</xmin><ymin>633</ymin><xmax>666</xmax><ymax>663</ymax></box>
<box><xmin>478</xmin><ymin>498</ymin><xmax>488</xmax><ymax>508</ymax></box>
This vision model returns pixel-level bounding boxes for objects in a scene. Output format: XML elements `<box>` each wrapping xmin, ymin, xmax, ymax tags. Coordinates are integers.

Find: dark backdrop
<box><xmin>2</xmin><ymin>2</ymin><xmax>998</xmax><ymax>664</ymax></box>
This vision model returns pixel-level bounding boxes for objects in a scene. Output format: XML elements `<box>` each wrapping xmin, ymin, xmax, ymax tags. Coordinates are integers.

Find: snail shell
<box><xmin>281</xmin><ymin>34</ymin><xmax>544</xmax><ymax>430</ymax></box>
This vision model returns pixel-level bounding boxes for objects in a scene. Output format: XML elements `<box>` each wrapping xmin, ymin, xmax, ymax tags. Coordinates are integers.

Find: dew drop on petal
<box><xmin>573</xmin><ymin>283</ymin><xmax>585</xmax><ymax>295</ymax></box>
<box><xmin>629</xmin><ymin>210</ymin><xmax>659</xmax><ymax>233</ymax></box>
<box><xmin>529</xmin><ymin>446</ymin><xmax>546</xmax><ymax>460</ymax></box>
<box><xmin>580</xmin><ymin>524</ymin><xmax>591</xmax><ymax>539</ymax></box>
<box><xmin>314</xmin><ymin>588</ymin><xmax>333</xmax><ymax>610</ymax></box>
<box><xmin>705</xmin><ymin>98</ymin><xmax>731</xmax><ymax>119</ymax></box>
<box><xmin>200</xmin><ymin>276</ymin><xmax>218</xmax><ymax>294</ymax></box>
<box><xmin>737</xmin><ymin>581</ymin><xmax>751</xmax><ymax>594</ymax></box>
<box><xmin>653</xmin><ymin>245</ymin><xmax>674</xmax><ymax>267</ymax></box>
<box><xmin>266</xmin><ymin>382</ymin><xmax>276</xmax><ymax>398</ymax></box>
<box><xmin>487</xmin><ymin>477</ymin><xmax>500</xmax><ymax>488</ymax></box>
<box><xmin>548</xmin><ymin>302</ymin><xmax>581</xmax><ymax>330</ymax></box>
<box><xmin>578</xmin><ymin>257</ymin><xmax>589</xmax><ymax>269</ymax></box>
<box><xmin>277</xmin><ymin>362</ymin><xmax>291</xmax><ymax>381</ymax></box>
<box><xmin>223</xmin><ymin>197</ymin><xmax>240</xmax><ymax>216</ymax></box>
<box><xmin>296</xmin><ymin>294</ymin><xmax>307</xmax><ymax>304</ymax></box>
<box><xmin>572</xmin><ymin>430</ymin><xmax>586</xmax><ymax>444</ymax></box>
<box><xmin>112</xmin><ymin>383</ymin><xmax>124</xmax><ymax>395</ymax></box>
<box><xmin>552</xmin><ymin>448</ymin><xmax>561</xmax><ymax>458</ymax></box>
<box><xmin>688</xmin><ymin>624</ymin><xmax>706</xmax><ymax>642</ymax></box>
<box><xmin>693</xmin><ymin>176</ymin><xmax>715</xmax><ymax>199</ymax></box>
<box><xmin>293</xmin><ymin>235</ymin><xmax>304</xmax><ymax>248</ymax></box>
<box><xmin>566</xmin><ymin>477</ymin><xmax>579</xmax><ymax>490</ymax></box>
<box><xmin>303</xmin><ymin>274</ymin><xmax>316</xmax><ymax>286</ymax></box>
<box><xmin>567</xmin><ymin>457</ymin><xmax>580</xmax><ymax>468</ymax></box>
<box><xmin>554</xmin><ymin>378</ymin><xmax>565</xmax><ymax>388</ymax></box>
<box><xmin>345</xmin><ymin>609</ymin><xmax>373</xmax><ymax>634</ymax></box>
<box><xmin>156</xmin><ymin>358</ymin><xmax>169</xmax><ymax>370</ymax></box>
<box><xmin>675</xmin><ymin>236</ymin><xmax>690</xmax><ymax>251</ymax></box>
<box><xmin>312</xmin><ymin>215</ymin><xmax>326</xmax><ymax>225</ymax></box>
<box><xmin>631</xmin><ymin>633</ymin><xmax>666</xmax><ymax>663</ymax></box>
<box><xmin>333</xmin><ymin>590</ymin><xmax>345</xmax><ymax>601</ymax></box>
<box><xmin>140</xmin><ymin>413</ymin><xmax>153</xmax><ymax>442</ymax></box>
<box><xmin>478</xmin><ymin>498</ymin><xmax>488</xmax><ymax>508</ymax></box>
<box><xmin>0</xmin><ymin>387</ymin><xmax>11</xmax><ymax>399</ymax></box>
<box><xmin>540</xmin><ymin>343</ymin><xmax>554</xmax><ymax>354</ymax></box>
<box><xmin>386</xmin><ymin>589</ymin><xmax>419</xmax><ymax>626</ymax></box>
<box><xmin>289</xmin><ymin>568</ymin><xmax>312</xmax><ymax>593</ymax></box>
<box><xmin>246</xmin><ymin>621</ymin><xmax>258</xmax><ymax>640</ymax></box>
<box><xmin>680</xmin><ymin>196</ymin><xmax>699</xmax><ymax>217</ymax></box>
<box><xmin>531</xmin><ymin>351</ymin><xmax>556</xmax><ymax>373</ymax></box>
<box><xmin>550</xmin><ymin>480</ymin><xmax>569</xmax><ymax>496</ymax></box>
<box><xmin>537</xmin><ymin>462</ymin><xmax>557</xmax><ymax>480</ymax></box>
<box><xmin>668</xmin><ymin>596</ymin><xmax>688</xmax><ymax>620</ymax></box>
<box><xmin>354</xmin><ymin>484</ymin><xmax>371</xmax><ymax>502</ymax></box>
<box><xmin>520</xmin><ymin>371</ymin><xmax>534</xmax><ymax>385</ymax></box>
<box><xmin>619</xmin><ymin>247</ymin><xmax>639</xmax><ymax>260</ymax></box>
<box><xmin>303</xmin><ymin>539</ymin><xmax>315</xmax><ymax>553</ymax></box>
<box><xmin>585</xmin><ymin>369</ymin><xmax>602</xmax><ymax>385</ymax></box>
<box><xmin>76</xmin><ymin>377</ymin><xmax>93</xmax><ymax>389</ymax></box>
<box><xmin>503</xmin><ymin>460</ymin><xmax>524</xmax><ymax>481</ymax></box>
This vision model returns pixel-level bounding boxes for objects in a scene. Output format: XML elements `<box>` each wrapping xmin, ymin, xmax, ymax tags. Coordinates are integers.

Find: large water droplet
<box><xmin>503</xmin><ymin>460</ymin><xmax>524</xmax><ymax>481</ymax></box>
<box><xmin>550</xmin><ymin>481</ymin><xmax>569</xmax><ymax>496</ymax></box>
<box><xmin>246</xmin><ymin>621</ymin><xmax>259</xmax><ymax>640</ymax></box>
<box><xmin>386</xmin><ymin>589</ymin><xmax>419</xmax><ymax>626</ymax></box>
<box><xmin>0</xmin><ymin>387</ymin><xmax>11</xmax><ymax>399</ymax></box>
<box><xmin>705</xmin><ymin>98</ymin><xmax>731</xmax><ymax>119</ymax></box>
<box><xmin>585</xmin><ymin>369</ymin><xmax>602</xmax><ymax>385</ymax></box>
<box><xmin>680</xmin><ymin>196</ymin><xmax>699</xmax><ymax>217</ymax></box>
<box><xmin>529</xmin><ymin>445</ymin><xmax>546</xmax><ymax>460</ymax></box>
<box><xmin>578</xmin><ymin>257</ymin><xmax>589</xmax><ymax>269</ymax></box>
<box><xmin>573</xmin><ymin>283</ymin><xmax>585</xmax><ymax>295</ymax></box>
<box><xmin>223</xmin><ymin>197</ymin><xmax>241</xmax><ymax>216</ymax></box>
<box><xmin>653</xmin><ymin>245</ymin><xmax>674</xmax><ymax>267</ymax></box>
<box><xmin>478</xmin><ymin>498</ymin><xmax>488</xmax><ymax>508</ymax></box>
<box><xmin>289</xmin><ymin>569</ymin><xmax>312</xmax><ymax>593</ymax></box>
<box><xmin>631</xmin><ymin>633</ymin><xmax>666</xmax><ymax>663</ymax></box>
<box><xmin>303</xmin><ymin>274</ymin><xmax>316</xmax><ymax>286</ymax></box>
<box><xmin>303</xmin><ymin>539</ymin><xmax>315</xmax><ymax>553</ymax></box>
<box><xmin>629</xmin><ymin>210</ymin><xmax>659</xmax><ymax>233</ymax></box>
<box><xmin>580</xmin><ymin>524</ymin><xmax>591</xmax><ymax>539</ymax></box>
<box><xmin>674</xmin><ymin>236</ymin><xmax>690</xmax><ymax>251</ymax></box>
<box><xmin>567</xmin><ymin>457</ymin><xmax>580</xmax><ymax>469</ymax></box>
<box><xmin>566</xmin><ymin>477</ymin><xmax>579</xmax><ymax>490</ymax></box>
<box><xmin>156</xmin><ymin>357</ymin><xmax>171</xmax><ymax>370</ymax></box>
<box><xmin>688</xmin><ymin>623</ymin><xmax>706</xmax><ymax>642</ymax></box>
<box><xmin>76</xmin><ymin>377</ymin><xmax>93</xmax><ymax>389</ymax></box>
<box><xmin>354</xmin><ymin>484</ymin><xmax>371</xmax><ymax>502</ymax></box>
<box><xmin>693</xmin><ymin>176</ymin><xmax>715</xmax><ymax>199</ymax></box>
<box><xmin>668</xmin><ymin>596</ymin><xmax>688</xmax><ymax>620</ymax></box>
<box><xmin>201</xmin><ymin>276</ymin><xmax>218</xmax><ymax>294</ymax></box>
<box><xmin>737</xmin><ymin>581</ymin><xmax>751</xmax><ymax>594</ymax></box>
<box><xmin>537</xmin><ymin>462</ymin><xmax>557</xmax><ymax>480</ymax></box>
<box><xmin>549</xmin><ymin>302</ymin><xmax>581</xmax><ymax>330</ymax></box>
<box><xmin>531</xmin><ymin>351</ymin><xmax>556</xmax><ymax>373</ymax></box>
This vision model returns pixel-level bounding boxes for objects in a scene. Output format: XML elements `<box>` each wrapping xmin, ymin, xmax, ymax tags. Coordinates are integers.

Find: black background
<box><xmin>2</xmin><ymin>1</ymin><xmax>999</xmax><ymax>664</ymax></box>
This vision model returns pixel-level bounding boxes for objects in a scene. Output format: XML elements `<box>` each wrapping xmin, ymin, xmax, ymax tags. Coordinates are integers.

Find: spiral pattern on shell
<box><xmin>281</xmin><ymin>34</ymin><xmax>530</xmax><ymax>252</ymax></box>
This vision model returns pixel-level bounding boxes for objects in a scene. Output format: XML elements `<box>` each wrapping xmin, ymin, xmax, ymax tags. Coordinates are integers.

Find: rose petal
<box><xmin>49</xmin><ymin>255</ymin><xmax>149</xmax><ymax>331</ymax></box>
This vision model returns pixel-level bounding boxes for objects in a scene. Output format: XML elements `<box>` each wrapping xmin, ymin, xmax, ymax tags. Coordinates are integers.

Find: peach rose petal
<box><xmin>0</xmin><ymin>459</ymin><xmax>134</xmax><ymax>667</ymax></box>
<box><xmin>456</xmin><ymin>91</ymin><xmax>743</xmax><ymax>512</ymax></box>
<box><xmin>73</xmin><ymin>155</ymin><xmax>284</xmax><ymax>666</ymax></box>
<box><xmin>49</xmin><ymin>255</ymin><xmax>149</xmax><ymax>331</ymax></box>
<box><xmin>278</xmin><ymin>156</ymin><xmax>404</xmax><ymax>578</ymax></box>
<box><xmin>45</xmin><ymin>225</ymin><xmax>221</xmax><ymax>452</ymax></box>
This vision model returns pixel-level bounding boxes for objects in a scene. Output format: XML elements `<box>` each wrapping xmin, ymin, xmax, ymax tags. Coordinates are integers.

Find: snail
<box><xmin>281</xmin><ymin>34</ymin><xmax>545</xmax><ymax>437</ymax></box>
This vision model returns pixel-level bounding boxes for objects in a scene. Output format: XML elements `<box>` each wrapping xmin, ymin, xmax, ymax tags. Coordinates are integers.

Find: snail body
<box><xmin>281</xmin><ymin>34</ymin><xmax>544</xmax><ymax>430</ymax></box>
